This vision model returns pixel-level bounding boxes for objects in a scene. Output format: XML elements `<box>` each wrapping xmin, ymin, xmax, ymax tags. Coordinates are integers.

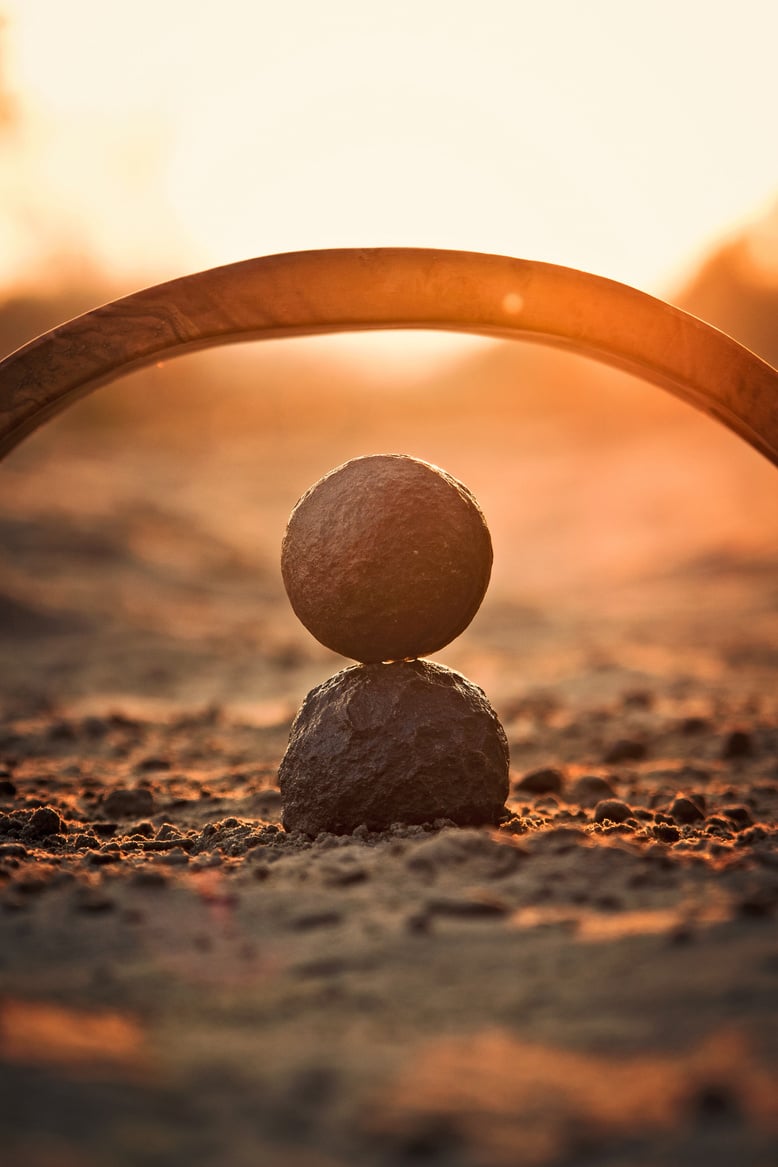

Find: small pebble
<box><xmin>679</xmin><ymin>716</ymin><xmax>709</xmax><ymax>735</ymax></box>
<box><xmin>24</xmin><ymin>807</ymin><xmax>62</xmax><ymax>839</ymax></box>
<box><xmin>102</xmin><ymin>788</ymin><xmax>155</xmax><ymax>819</ymax></box>
<box><xmin>721</xmin><ymin>729</ymin><xmax>753</xmax><ymax>759</ymax></box>
<box><xmin>603</xmin><ymin>739</ymin><xmax>647</xmax><ymax>764</ymax></box>
<box><xmin>653</xmin><ymin>823</ymin><xmax>681</xmax><ymax>843</ymax></box>
<box><xmin>92</xmin><ymin>822</ymin><xmax>118</xmax><ymax>838</ymax></box>
<box><xmin>722</xmin><ymin>805</ymin><xmax>754</xmax><ymax>829</ymax></box>
<box><xmin>736</xmin><ymin>888</ymin><xmax>776</xmax><ymax>918</ymax></box>
<box><xmin>0</xmin><ymin>842</ymin><xmax>27</xmax><ymax>858</ymax></box>
<box><xmin>156</xmin><ymin>823</ymin><xmax>180</xmax><ymax>841</ymax></box>
<box><xmin>593</xmin><ymin>798</ymin><xmax>633</xmax><ymax>824</ymax></box>
<box><xmin>87</xmin><ymin>851</ymin><xmax>120</xmax><ymax>866</ymax></box>
<box><xmin>687</xmin><ymin>1082</ymin><xmax>742</xmax><ymax>1122</ymax></box>
<box><xmin>513</xmin><ymin>767</ymin><xmax>564</xmax><ymax>795</ymax></box>
<box><xmin>129</xmin><ymin>821</ymin><xmax>155</xmax><ymax>838</ymax></box>
<box><xmin>705</xmin><ymin>817</ymin><xmax>734</xmax><ymax>838</ymax></box>
<box><xmin>82</xmin><ymin>716</ymin><xmax>110</xmax><ymax>738</ymax></box>
<box><xmin>621</xmin><ymin>689</ymin><xmax>654</xmax><ymax>710</ymax></box>
<box><xmin>135</xmin><ymin>756</ymin><xmax>171</xmax><ymax>772</ymax></box>
<box><xmin>670</xmin><ymin>795</ymin><xmax>705</xmax><ymax>824</ymax></box>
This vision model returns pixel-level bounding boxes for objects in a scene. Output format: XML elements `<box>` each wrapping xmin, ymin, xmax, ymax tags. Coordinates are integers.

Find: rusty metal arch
<box><xmin>0</xmin><ymin>247</ymin><xmax>776</xmax><ymax>465</ymax></box>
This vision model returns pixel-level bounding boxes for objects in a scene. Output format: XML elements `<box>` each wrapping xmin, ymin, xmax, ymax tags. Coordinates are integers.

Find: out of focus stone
<box><xmin>721</xmin><ymin>729</ymin><xmax>753</xmax><ymax>759</ymax></box>
<box><xmin>603</xmin><ymin>739</ymin><xmax>647</xmax><ymax>764</ymax></box>
<box><xmin>101</xmin><ymin>787</ymin><xmax>155</xmax><ymax>819</ymax></box>
<box><xmin>513</xmin><ymin>767</ymin><xmax>564</xmax><ymax>795</ymax></box>
<box><xmin>569</xmin><ymin>775</ymin><xmax>616</xmax><ymax>806</ymax></box>
<box><xmin>722</xmin><ymin>804</ymin><xmax>754</xmax><ymax>829</ymax></box>
<box><xmin>281</xmin><ymin>454</ymin><xmax>493</xmax><ymax>663</ymax></box>
<box><xmin>279</xmin><ymin>660</ymin><xmax>509</xmax><ymax>835</ymax></box>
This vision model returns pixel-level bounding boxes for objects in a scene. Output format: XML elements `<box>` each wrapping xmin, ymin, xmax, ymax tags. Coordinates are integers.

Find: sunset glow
<box><xmin>2</xmin><ymin>0</ymin><xmax>777</xmax><ymax>300</ymax></box>
<box><xmin>1</xmin><ymin>13</ymin><xmax>777</xmax><ymax>1165</ymax></box>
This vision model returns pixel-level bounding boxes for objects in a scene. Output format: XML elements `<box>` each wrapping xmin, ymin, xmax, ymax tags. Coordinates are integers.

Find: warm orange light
<box><xmin>0</xmin><ymin>997</ymin><xmax>145</xmax><ymax>1069</ymax></box>
<box><xmin>1</xmin><ymin>0</ymin><xmax>776</xmax><ymax>301</ymax></box>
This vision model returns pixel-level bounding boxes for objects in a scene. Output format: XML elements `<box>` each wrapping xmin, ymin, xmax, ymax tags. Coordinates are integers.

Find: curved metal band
<box><xmin>1</xmin><ymin>247</ymin><xmax>776</xmax><ymax>465</ymax></box>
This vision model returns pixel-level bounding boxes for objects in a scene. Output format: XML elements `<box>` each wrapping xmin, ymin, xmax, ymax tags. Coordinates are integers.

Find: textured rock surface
<box><xmin>281</xmin><ymin>454</ymin><xmax>493</xmax><ymax>662</ymax></box>
<box><xmin>279</xmin><ymin>659</ymin><xmax>509</xmax><ymax>834</ymax></box>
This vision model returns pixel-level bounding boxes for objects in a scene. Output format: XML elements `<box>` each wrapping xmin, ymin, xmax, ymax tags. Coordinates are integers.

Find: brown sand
<box><xmin>0</xmin><ymin>339</ymin><xmax>776</xmax><ymax>1165</ymax></box>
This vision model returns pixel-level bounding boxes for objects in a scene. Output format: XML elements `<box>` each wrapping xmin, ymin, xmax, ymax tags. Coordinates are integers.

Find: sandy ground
<box><xmin>0</xmin><ymin>337</ymin><xmax>776</xmax><ymax>1165</ymax></box>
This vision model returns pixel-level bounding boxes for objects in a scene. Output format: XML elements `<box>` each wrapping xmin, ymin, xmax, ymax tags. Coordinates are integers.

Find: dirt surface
<box><xmin>0</xmin><ymin>338</ymin><xmax>776</xmax><ymax>1165</ymax></box>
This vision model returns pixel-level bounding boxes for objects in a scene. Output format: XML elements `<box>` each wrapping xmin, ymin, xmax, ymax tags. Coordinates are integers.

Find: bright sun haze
<box><xmin>2</xmin><ymin>0</ymin><xmax>776</xmax><ymax>315</ymax></box>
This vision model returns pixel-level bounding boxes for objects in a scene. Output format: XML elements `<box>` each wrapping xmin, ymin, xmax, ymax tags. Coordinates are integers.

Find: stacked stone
<box><xmin>278</xmin><ymin>454</ymin><xmax>509</xmax><ymax>835</ymax></box>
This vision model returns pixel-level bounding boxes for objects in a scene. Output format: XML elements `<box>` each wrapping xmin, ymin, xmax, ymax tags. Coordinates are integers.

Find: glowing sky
<box><xmin>1</xmin><ymin>0</ymin><xmax>777</xmax><ymax>295</ymax></box>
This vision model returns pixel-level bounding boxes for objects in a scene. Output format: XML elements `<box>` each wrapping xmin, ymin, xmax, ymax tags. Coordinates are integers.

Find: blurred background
<box><xmin>0</xmin><ymin>0</ymin><xmax>776</xmax><ymax>720</ymax></box>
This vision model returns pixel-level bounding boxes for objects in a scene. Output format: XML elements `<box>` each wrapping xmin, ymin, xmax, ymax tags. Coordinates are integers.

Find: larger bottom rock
<box><xmin>279</xmin><ymin>659</ymin><xmax>509</xmax><ymax>835</ymax></box>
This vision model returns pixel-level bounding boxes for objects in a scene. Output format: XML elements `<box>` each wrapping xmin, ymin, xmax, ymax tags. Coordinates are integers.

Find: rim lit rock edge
<box><xmin>279</xmin><ymin>660</ymin><xmax>510</xmax><ymax>835</ymax></box>
<box><xmin>281</xmin><ymin>454</ymin><xmax>493</xmax><ymax>663</ymax></box>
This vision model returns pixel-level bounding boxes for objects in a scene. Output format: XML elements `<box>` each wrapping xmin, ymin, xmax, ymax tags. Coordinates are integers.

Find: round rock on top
<box><xmin>281</xmin><ymin>454</ymin><xmax>493</xmax><ymax>662</ymax></box>
<box><xmin>279</xmin><ymin>659</ymin><xmax>509</xmax><ymax>835</ymax></box>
